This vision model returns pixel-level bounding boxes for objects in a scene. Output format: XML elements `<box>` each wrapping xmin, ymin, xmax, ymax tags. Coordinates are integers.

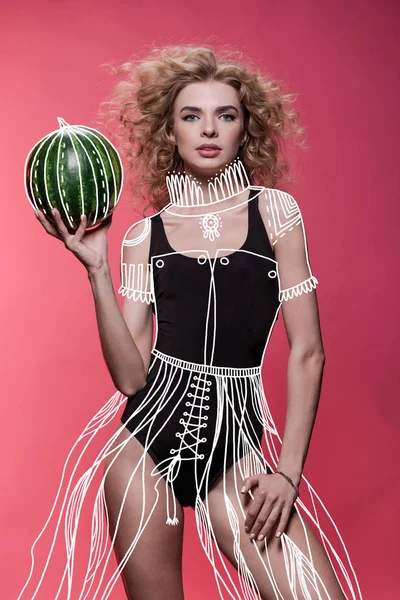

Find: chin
<box><xmin>189</xmin><ymin>154</ymin><xmax>232</xmax><ymax>173</ymax></box>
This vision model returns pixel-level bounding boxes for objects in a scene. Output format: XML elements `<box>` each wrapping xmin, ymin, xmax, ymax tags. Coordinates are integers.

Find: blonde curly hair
<box><xmin>101</xmin><ymin>44</ymin><xmax>307</xmax><ymax>214</ymax></box>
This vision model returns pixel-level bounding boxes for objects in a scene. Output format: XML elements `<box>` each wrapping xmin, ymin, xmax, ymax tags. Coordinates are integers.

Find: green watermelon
<box><xmin>24</xmin><ymin>117</ymin><xmax>123</xmax><ymax>232</ymax></box>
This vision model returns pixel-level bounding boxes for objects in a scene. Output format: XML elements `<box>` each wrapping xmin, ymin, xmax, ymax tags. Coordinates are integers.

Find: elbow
<box><xmin>290</xmin><ymin>345</ymin><xmax>326</xmax><ymax>365</ymax></box>
<box><xmin>118</xmin><ymin>386</ymin><xmax>134</xmax><ymax>397</ymax></box>
<box><xmin>118</xmin><ymin>384</ymin><xmax>141</xmax><ymax>397</ymax></box>
<box><xmin>119</xmin><ymin>374</ymin><xmax>147</xmax><ymax>397</ymax></box>
<box><xmin>309</xmin><ymin>348</ymin><xmax>326</xmax><ymax>364</ymax></box>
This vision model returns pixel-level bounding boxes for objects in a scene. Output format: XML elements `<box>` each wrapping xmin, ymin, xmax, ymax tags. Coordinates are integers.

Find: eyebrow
<box><xmin>180</xmin><ymin>105</ymin><xmax>239</xmax><ymax>114</ymax></box>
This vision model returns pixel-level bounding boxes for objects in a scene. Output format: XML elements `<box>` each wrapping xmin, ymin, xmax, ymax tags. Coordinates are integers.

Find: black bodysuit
<box><xmin>120</xmin><ymin>189</ymin><xmax>277</xmax><ymax>508</ymax></box>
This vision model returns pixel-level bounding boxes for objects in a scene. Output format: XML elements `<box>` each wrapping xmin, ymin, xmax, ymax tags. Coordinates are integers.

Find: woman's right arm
<box><xmin>87</xmin><ymin>263</ymin><xmax>150</xmax><ymax>396</ymax></box>
<box><xmin>35</xmin><ymin>207</ymin><xmax>151</xmax><ymax>397</ymax></box>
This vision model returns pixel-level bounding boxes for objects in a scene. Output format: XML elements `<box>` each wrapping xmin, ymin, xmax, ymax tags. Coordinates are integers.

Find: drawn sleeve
<box><xmin>262</xmin><ymin>189</ymin><xmax>319</xmax><ymax>302</ymax></box>
<box><xmin>118</xmin><ymin>217</ymin><xmax>154</xmax><ymax>304</ymax></box>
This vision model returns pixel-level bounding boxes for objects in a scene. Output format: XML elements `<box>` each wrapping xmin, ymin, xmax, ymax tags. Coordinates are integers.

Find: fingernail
<box><xmin>240</xmin><ymin>486</ymin><xmax>246</xmax><ymax>493</ymax></box>
<box><xmin>34</xmin><ymin>210</ymin><xmax>39</xmax><ymax>217</ymax></box>
<box><xmin>249</xmin><ymin>533</ymin><xmax>255</xmax><ymax>540</ymax></box>
<box><xmin>244</xmin><ymin>526</ymin><xmax>249</xmax><ymax>532</ymax></box>
<box><xmin>51</xmin><ymin>209</ymin><xmax>56</xmax><ymax>215</ymax></box>
<box><xmin>257</xmin><ymin>534</ymin><xmax>264</xmax><ymax>541</ymax></box>
<box><xmin>276</xmin><ymin>531</ymin><xmax>281</xmax><ymax>538</ymax></box>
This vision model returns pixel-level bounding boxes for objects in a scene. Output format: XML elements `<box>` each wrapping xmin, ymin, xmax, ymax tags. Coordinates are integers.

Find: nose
<box><xmin>202</xmin><ymin>127</ymin><xmax>218</xmax><ymax>139</ymax></box>
<box><xmin>201</xmin><ymin>116</ymin><xmax>218</xmax><ymax>138</ymax></box>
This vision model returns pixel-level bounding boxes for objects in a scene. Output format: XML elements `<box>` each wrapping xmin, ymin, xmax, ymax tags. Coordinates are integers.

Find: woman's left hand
<box><xmin>241</xmin><ymin>473</ymin><xmax>298</xmax><ymax>541</ymax></box>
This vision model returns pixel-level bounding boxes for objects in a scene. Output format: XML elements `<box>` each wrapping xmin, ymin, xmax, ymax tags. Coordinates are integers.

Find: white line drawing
<box><xmin>200</xmin><ymin>213</ymin><xmax>222</xmax><ymax>240</ymax></box>
<box><xmin>18</xmin><ymin>158</ymin><xmax>362</xmax><ymax>599</ymax></box>
<box><xmin>166</xmin><ymin>156</ymin><xmax>250</xmax><ymax>207</ymax></box>
<box><xmin>24</xmin><ymin>118</ymin><xmax>123</xmax><ymax>228</ymax></box>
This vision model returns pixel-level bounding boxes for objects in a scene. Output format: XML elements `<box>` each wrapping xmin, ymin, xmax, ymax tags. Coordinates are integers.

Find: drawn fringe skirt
<box><xmin>17</xmin><ymin>350</ymin><xmax>363</xmax><ymax>599</ymax></box>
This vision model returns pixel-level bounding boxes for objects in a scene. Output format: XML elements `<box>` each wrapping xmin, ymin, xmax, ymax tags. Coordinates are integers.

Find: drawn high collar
<box><xmin>166</xmin><ymin>157</ymin><xmax>250</xmax><ymax>207</ymax></box>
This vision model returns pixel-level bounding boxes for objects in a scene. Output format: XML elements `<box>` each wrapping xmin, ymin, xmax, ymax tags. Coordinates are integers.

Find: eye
<box><xmin>182</xmin><ymin>114</ymin><xmax>236</xmax><ymax>122</ymax></box>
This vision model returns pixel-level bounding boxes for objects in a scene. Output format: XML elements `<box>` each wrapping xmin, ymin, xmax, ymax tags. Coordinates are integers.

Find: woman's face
<box><xmin>169</xmin><ymin>80</ymin><xmax>247</xmax><ymax>180</ymax></box>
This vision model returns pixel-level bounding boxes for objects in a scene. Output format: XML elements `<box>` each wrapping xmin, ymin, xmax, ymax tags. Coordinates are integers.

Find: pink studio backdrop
<box><xmin>1</xmin><ymin>0</ymin><xmax>398</xmax><ymax>597</ymax></box>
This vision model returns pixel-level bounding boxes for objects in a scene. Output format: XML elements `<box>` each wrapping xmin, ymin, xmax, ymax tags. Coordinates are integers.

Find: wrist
<box><xmin>87</xmin><ymin>261</ymin><xmax>110</xmax><ymax>280</ymax></box>
<box><xmin>275</xmin><ymin>470</ymin><xmax>300</xmax><ymax>498</ymax></box>
<box><xmin>276</xmin><ymin>466</ymin><xmax>302</xmax><ymax>489</ymax></box>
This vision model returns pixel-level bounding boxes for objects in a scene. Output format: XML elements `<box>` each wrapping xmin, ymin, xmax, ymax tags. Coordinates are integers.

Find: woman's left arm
<box><xmin>242</xmin><ymin>189</ymin><xmax>325</xmax><ymax>540</ymax></box>
<box><xmin>274</xmin><ymin>209</ymin><xmax>325</xmax><ymax>490</ymax></box>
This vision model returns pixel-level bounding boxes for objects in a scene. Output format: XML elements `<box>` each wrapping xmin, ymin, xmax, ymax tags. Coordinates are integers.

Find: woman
<box><xmin>20</xmin><ymin>46</ymin><xmax>363</xmax><ymax>600</ymax></box>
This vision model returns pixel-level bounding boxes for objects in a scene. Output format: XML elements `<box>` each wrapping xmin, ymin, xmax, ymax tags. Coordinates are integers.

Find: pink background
<box><xmin>1</xmin><ymin>0</ymin><xmax>398</xmax><ymax>597</ymax></box>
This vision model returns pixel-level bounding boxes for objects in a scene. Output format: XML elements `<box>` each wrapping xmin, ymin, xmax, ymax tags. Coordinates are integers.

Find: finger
<box><xmin>72</xmin><ymin>215</ymin><xmax>88</xmax><ymax>244</ymax></box>
<box><xmin>244</xmin><ymin>488</ymin><xmax>266</xmax><ymax>533</ymax></box>
<box><xmin>248</xmin><ymin>488</ymin><xmax>276</xmax><ymax>538</ymax></box>
<box><xmin>241</xmin><ymin>475</ymin><xmax>259</xmax><ymax>495</ymax></box>
<box><xmin>255</xmin><ymin>503</ymin><xmax>283</xmax><ymax>541</ymax></box>
<box><xmin>274</xmin><ymin>504</ymin><xmax>294</xmax><ymax>539</ymax></box>
<box><xmin>35</xmin><ymin>210</ymin><xmax>62</xmax><ymax>238</ymax></box>
<box><xmin>51</xmin><ymin>207</ymin><xmax>71</xmax><ymax>239</ymax></box>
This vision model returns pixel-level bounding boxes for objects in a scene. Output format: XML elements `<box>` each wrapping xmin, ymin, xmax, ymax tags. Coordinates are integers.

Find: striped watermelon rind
<box><xmin>24</xmin><ymin>117</ymin><xmax>124</xmax><ymax>232</ymax></box>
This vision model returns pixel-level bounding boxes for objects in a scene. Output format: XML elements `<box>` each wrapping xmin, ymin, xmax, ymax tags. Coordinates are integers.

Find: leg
<box><xmin>103</xmin><ymin>424</ymin><xmax>185</xmax><ymax>600</ymax></box>
<box><xmin>206</xmin><ymin>455</ymin><xmax>346</xmax><ymax>600</ymax></box>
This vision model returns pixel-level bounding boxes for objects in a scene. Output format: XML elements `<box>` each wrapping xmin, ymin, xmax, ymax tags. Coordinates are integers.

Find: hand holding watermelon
<box><xmin>25</xmin><ymin>117</ymin><xmax>124</xmax><ymax>272</ymax></box>
<box><xmin>35</xmin><ymin>206</ymin><xmax>113</xmax><ymax>273</ymax></box>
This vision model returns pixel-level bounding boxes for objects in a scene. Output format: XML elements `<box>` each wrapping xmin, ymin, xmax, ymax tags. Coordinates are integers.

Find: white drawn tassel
<box><xmin>226</xmin><ymin>496</ymin><xmax>261</xmax><ymax>600</ymax></box>
<box><xmin>279</xmin><ymin>275</ymin><xmax>319</xmax><ymax>302</ymax></box>
<box><xmin>118</xmin><ymin>262</ymin><xmax>155</xmax><ymax>304</ymax></box>
<box><xmin>165</xmin><ymin>455</ymin><xmax>181</xmax><ymax>525</ymax></box>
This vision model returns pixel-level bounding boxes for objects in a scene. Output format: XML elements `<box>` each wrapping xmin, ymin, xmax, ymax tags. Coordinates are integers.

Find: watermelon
<box><xmin>24</xmin><ymin>117</ymin><xmax>123</xmax><ymax>232</ymax></box>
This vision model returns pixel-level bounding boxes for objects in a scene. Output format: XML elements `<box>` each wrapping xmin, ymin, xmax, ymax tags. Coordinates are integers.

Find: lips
<box><xmin>197</xmin><ymin>144</ymin><xmax>221</xmax><ymax>150</ymax></box>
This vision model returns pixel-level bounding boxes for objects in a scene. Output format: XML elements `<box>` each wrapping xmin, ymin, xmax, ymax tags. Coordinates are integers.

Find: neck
<box><xmin>166</xmin><ymin>157</ymin><xmax>250</xmax><ymax>207</ymax></box>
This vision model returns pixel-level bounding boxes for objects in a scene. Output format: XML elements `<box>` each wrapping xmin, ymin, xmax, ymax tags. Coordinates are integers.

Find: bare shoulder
<box><xmin>258</xmin><ymin>187</ymin><xmax>303</xmax><ymax>248</ymax></box>
<box><xmin>122</xmin><ymin>215</ymin><xmax>155</xmax><ymax>245</ymax></box>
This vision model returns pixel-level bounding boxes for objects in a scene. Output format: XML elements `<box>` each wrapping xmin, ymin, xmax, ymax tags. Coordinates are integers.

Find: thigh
<box><xmin>103</xmin><ymin>424</ymin><xmax>185</xmax><ymax>600</ymax></box>
<box><xmin>206</xmin><ymin>455</ymin><xmax>346</xmax><ymax>600</ymax></box>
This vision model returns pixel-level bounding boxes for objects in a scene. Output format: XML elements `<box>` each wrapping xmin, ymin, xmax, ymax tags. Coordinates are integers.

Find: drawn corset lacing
<box><xmin>151</xmin><ymin>348</ymin><xmax>262</xmax><ymax>524</ymax></box>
